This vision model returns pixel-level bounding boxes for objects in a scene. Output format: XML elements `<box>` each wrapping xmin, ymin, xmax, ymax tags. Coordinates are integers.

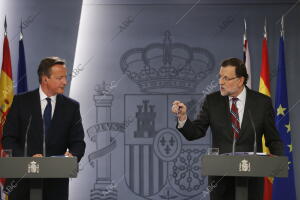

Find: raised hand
<box><xmin>172</xmin><ymin>100</ymin><xmax>187</xmax><ymax>121</ymax></box>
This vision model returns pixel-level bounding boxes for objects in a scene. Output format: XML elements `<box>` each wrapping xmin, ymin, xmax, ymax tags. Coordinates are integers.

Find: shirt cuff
<box><xmin>177</xmin><ymin>118</ymin><xmax>187</xmax><ymax>128</ymax></box>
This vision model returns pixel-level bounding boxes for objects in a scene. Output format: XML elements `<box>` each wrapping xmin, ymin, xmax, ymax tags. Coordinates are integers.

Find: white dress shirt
<box><xmin>178</xmin><ymin>86</ymin><xmax>247</xmax><ymax>128</ymax></box>
<box><xmin>39</xmin><ymin>87</ymin><xmax>57</xmax><ymax>118</ymax></box>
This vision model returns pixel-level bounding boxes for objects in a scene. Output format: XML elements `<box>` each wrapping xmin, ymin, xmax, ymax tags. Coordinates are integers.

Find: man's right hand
<box><xmin>32</xmin><ymin>154</ymin><xmax>43</xmax><ymax>157</ymax></box>
<box><xmin>172</xmin><ymin>100</ymin><xmax>187</xmax><ymax>121</ymax></box>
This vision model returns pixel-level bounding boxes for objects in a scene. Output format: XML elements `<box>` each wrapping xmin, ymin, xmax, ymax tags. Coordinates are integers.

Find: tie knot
<box><xmin>232</xmin><ymin>97</ymin><xmax>239</xmax><ymax>103</ymax></box>
<box><xmin>46</xmin><ymin>97</ymin><xmax>51</xmax><ymax>104</ymax></box>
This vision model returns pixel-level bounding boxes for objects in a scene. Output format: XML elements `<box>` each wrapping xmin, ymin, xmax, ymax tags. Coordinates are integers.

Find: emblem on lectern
<box><xmin>239</xmin><ymin>159</ymin><xmax>251</xmax><ymax>172</ymax></box>
<box><xmin>28</xmin><ymin>161</ymin><xmax>40</xmax><ymax>174</ymax></box>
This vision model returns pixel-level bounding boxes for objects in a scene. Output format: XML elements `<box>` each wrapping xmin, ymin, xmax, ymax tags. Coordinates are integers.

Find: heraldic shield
<box><xmin>122</xmin><ymin>31</ymin><xmax>215</xmax><ymax>199</ymax></box>
<box><xmin>124</xmin><ymin>94</ymin><xmax>209</xmax><ymax>199</ymax></box>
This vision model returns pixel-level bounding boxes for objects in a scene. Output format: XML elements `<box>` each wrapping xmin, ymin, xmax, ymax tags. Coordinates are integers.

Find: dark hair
<box><xmin>37</xmin><ymin>57</ymin><xmax>65</xmax><ymax>83</ymax></box>
<box><xmin>220</xmin><ymin>57</ymin><xmax>248</xmax><ymax>85</ymax></box>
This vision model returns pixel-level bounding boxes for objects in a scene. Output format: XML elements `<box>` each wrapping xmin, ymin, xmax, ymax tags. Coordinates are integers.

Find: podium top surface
<box><xmin>202</xmin><ymin>155</ymin><xmax>288</xmax><ymax>177</ymax></box>
<box><xmin>0</xmin><ymin>157</ymin><xmax>78</xmax><ymax>178</ymax></box>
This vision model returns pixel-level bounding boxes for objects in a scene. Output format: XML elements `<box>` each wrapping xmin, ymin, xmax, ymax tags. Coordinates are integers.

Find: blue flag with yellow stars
<box><xmin>272</xmin><ymin>36</ymin><xmax>296</xmax><ymax>200</ymax></box>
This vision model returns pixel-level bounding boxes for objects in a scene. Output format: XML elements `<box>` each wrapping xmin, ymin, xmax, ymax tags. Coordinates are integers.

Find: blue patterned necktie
<box><xmin>43</xmin><ymin>97</ymin><xmax>52</xmax><ymax>135</ymax></box>
<box><xmin>230</xmin><ymin>97</ymin><xmax>240</xmax><ymax>139</ymax></box>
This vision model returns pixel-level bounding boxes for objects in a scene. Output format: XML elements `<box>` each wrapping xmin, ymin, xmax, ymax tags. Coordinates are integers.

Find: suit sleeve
<box><xmin>68</xmin><ymin>102</ymin><xmax>86</xmax><ymax>162</ymax></box>
<box><xmin>263</xmin><ymin>98</ymin><xmax>284</xmax><ymax>156</ymax></box>
<box><xmin>177</xmin><ymin>97</ymin><xmax>210</xmax><ymax>141</ymax></box>
<box><xmin>2</xmin><ymin>95</ymin><xmax>24</xmax><ymax>156</ymax></box>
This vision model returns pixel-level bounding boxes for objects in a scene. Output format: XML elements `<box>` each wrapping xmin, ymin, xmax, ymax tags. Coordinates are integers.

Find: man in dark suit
<box><xmin>2</xmin><ymin>57</ymin><xmax>86</xmax><ymax>200</ymax></box>
<box><xmin>172</xmin><ymin>58</ymin><xmax>283</xmax><ymax>200</ymax></box>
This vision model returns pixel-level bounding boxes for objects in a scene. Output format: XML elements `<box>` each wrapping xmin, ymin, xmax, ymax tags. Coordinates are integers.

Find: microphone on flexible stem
<box><xmin>232</xmin><ymin>133</ymin><xmax>236</xmax><ymax>156</ymax></box>
<box><xmin>248</xmin><ymin>110</ymin><xmax>257</xmax><ymax>155</ymax></box>
<box><xmin>24</xmin><ymin>115</ymin><xmax>32</xmax><ymax>157</ymax></box>
<box><xmin>42</xmin><ymin>121</ymin><xmax>46</xmax><ymax>157</ymax></box>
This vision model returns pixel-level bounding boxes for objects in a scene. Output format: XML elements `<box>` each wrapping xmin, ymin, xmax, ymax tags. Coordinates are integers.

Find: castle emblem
<box><xmin>239</xmin><ymin>159</ymin><xmax>251</xmax><ymax>172</ymax></box>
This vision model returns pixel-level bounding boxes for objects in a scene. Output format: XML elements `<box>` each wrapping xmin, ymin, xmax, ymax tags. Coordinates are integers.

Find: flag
<box><xmin>258</xmin><ymin>20</ymin><xmax>273</xmax><ymax>200</ymax></box>
<box><xmin>243</xmin><ymin>19</ymin><xmax>251</xmax><ymax>88</ymax></box>
<box><xmin>0</xmin><ymin>17</ymin><xmax>14</xmax><ymax>200</ymax></box>
<box><xmin>259</xmin><ymin>36</ymin><xmax>271</xmax><ymax>96</ymax></box>
<box><xmin>17</xmin><ymin>24</ymin><xmax>28</xmax><ymax>94</ymax></box>
<box><xmin>272</xmin><ymin>32</ymin><xmax>297</xmax><ymax>200</ymax></box>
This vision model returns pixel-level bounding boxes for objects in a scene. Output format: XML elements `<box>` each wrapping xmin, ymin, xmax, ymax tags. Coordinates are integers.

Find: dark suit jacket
<box><xmin>177</xmin><ymin>88</ymin><xmax>283</xmax><ymax>200</ymax></box>
<box><xmin>178</xmin><ymin>87</ymin><xmax>283</xmax><ymax>155</ymax></box>
<box><xmin>2</xmin><ymin>89</ymin><xmax>86</xmax><ymax>200</ymax></box>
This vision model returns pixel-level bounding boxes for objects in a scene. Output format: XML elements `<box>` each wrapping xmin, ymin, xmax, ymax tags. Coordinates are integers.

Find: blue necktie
<box><xmin>43</xmin><ymin>97</ymin><xmax>52</xmax><ymax>135</ymax></box>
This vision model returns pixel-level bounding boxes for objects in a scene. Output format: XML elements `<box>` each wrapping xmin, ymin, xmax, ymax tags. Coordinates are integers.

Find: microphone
<box><xmin>248</xmin><ymin>110</ymin><xmax>257</xmax><ymax>155</ymax></box>
<box><xmin>232</xmin><ymin>132</ymin><xmax>236</xmax><ymax>156</ymax></box>
<box><xmin>24</xmin><ymin>115</ymin><xmax>32</xmax><ymax>157</ymax></box>
<box><xmin>42</xmin><ymin>121</ymin><xmax>46</xmax><ymax>157</ymax></box>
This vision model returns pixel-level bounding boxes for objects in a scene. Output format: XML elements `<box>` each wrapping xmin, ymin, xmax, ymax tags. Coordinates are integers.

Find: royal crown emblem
<box><xmin>120</xmin><ymin>31</ymin><xmax>215</xmax><ymax>93</ymax></box>
<box><xmin>239</xmin><ymin>159</ymin><xmax>251</xmax><ymax>172</ymax></box>
<box><xmin>28</xmin><ymin>161</ymin><xmax>40</xmax><ymax>174</ymax></box>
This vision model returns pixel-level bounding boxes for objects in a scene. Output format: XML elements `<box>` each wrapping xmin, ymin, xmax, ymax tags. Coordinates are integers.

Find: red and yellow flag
<box><xmin>0</xmin><ymin>21</ymin><xmax>14</xmax><ymax>198</ymax></box>
<box><xmin>258</xmin><ymin>27</ymin><xmax>273</xmax><ymax>200</ymax></box>
<box><xmin>259</xmin><ymin>37</ymin><xmax>271</xmax><ymax>97</ymax></box>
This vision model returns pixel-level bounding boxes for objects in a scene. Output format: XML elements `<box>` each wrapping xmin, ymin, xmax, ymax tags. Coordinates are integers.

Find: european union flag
<box><xmin>272</xmin><ymin>36</ymin><xmax>297</xmax><ymax>200</ymax></box>
<box><xmin>17</xmin><ymin>30</ymin><xmax>28</xmax><ymax>94</ymax></box>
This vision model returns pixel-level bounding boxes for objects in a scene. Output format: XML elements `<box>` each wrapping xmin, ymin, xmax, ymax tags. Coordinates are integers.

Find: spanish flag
<box><xmin>258</xmin><ymin>19</ymin><xmax>273</xmax><ymax>200</ymax></box>
<box><xmin>0</xmin><ymin>17</ymin><xmax>14</xmax><ymax>200</ymax></box>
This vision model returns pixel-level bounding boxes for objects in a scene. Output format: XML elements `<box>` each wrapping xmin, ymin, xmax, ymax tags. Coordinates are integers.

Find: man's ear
<box><xmin>240</xmin><ymin>77</ymin><xmax>245</xmax><ymax>86</ymax></box>
<box><xmin>42</xmin><ymin>76</ymin><xmax>48</xmax><ymax>83</ymax></box>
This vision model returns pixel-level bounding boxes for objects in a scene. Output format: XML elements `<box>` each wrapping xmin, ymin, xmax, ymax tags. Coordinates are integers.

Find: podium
<box><xmin>202</xmin><ymin>154</ymin><xmax>288</xmax><ymax>200</ymax></box>
<box><xmin>0</xmin><ymin>157</ymin><xmax>78</xmax><ymax>200</ymax></box>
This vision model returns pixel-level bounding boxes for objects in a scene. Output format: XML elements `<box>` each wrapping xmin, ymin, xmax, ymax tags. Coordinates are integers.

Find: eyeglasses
<box><xmin>218</xmin><ymin>76</ymin><xmax>239</xmax><ymax>82</ymax></box>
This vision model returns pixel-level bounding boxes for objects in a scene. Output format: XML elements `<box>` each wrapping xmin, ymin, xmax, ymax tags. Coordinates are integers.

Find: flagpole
<box><xmin>243</xmin><ymin>18</ymin><xmax>247</xmax><ymax>42</ymax></box>
<box><xmin>20</xmin><ymin>19</ymin><xmax>23</xmax><ymax>40</ymax></box>
<box><xmin>264</xmin><ymin>17</ymin><xmax>267</xmax><ymax>39</ymax></box>
<box><xmin>4</xmin><ymin>16</ymin><xmax>7</xmax><ymax>36</ymax></box>
<box><xmin>243</xmin><ymin>18</ymin><xmax>252</xmax><ymax>88</ymax></box>
<box><xmin>280</xmin><ymin>15</ymin><xmax>284</xmax><ymax>39</ymax></box>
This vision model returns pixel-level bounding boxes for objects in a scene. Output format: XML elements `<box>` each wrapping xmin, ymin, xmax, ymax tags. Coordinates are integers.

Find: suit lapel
<box><xmin>239</xmin><ymin>88</ymin><xmax>251</xmax><ymax>138</ymax></box>
<box><xmin>32</xmin><ymin>89</ymin><xmax>43</xmax><ymax>130</ymax></box>
<box><xmin>223</xmin><ymin>95</ymin><xmax>234</xmax><ymax>140</ymax></box>
<box><xmin>49</xmin><ymin>94</ymin><xmax>63</xmax><ymax>133</ymax></box>
<box><xmin>30</xmin><ymin>89</ymin><xmax>44</xmax><ymax>141</ymax></box>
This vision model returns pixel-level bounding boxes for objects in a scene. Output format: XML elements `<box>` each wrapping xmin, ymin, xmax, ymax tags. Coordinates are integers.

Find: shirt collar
<box><xmin>39</xmin><ymin>86</ymin><xmax>57</xmax><ymax>103</ymax></box>
<box><xmin>229</xmin><ymin>86</ymin><xmax>246</xmax><ymax>102</ymax></box>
